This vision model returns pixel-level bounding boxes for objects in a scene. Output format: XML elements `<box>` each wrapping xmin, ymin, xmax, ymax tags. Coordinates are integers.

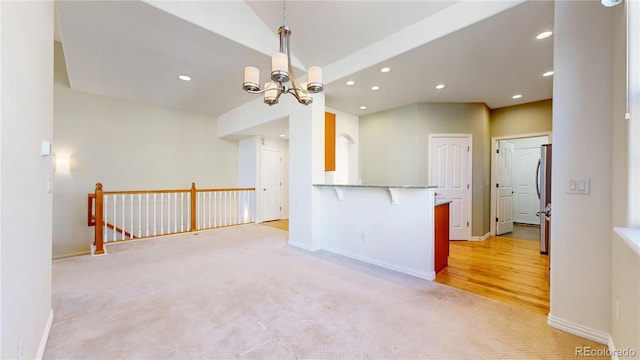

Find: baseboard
<box><xmin>608</xmin><ymin>336</ymin><xmax>619</xmax><ymax>360</ymax></box>
<box><xmin>470</xmin><ymin>232</ymin><xmax>490</xmax><ymax>241</ymax></box>
<box><xmin>322</xmin><ymin>245</ymin><xmax>435</xmax><ymax>281</ymax></box>
<box><xmin>36</xmin><ymin>309</ymin><xmax>54</xmax><ymax>360</ymax></box>
<box><xmin>52</xmin><ymin>250</ymin><xmax>91</xmax><ymax>260</ymax></box>
<box><xmin>287</xmin><ymin>240</ymin><xmax>320</xmax><ymax>252</ymax></box>
<box><xmin>547</xmin><ymin>314</ymin><xmax>610</xmax><ymax>345</ymax></box>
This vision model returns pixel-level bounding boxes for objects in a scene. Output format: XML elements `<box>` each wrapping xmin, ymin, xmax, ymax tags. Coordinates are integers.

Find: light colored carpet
<box><xmin>45</xmin><ymin>224</ymin><xmax>606</xmax><ymax>359</ymax></box>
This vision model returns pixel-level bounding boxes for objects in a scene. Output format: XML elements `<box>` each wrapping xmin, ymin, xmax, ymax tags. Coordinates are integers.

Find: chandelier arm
<box><xmin>245</xmin><ymin>81</ymin><xmax>285</xmax><ymax>95</ymax></box>
<box><xmin>286</xmin><ymin>87</ymin><xmax>313</xmax><ymax>105</ymax></box>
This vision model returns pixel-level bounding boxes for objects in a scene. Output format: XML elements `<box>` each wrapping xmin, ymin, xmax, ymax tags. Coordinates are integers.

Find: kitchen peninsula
<box><xmin>314</xmin><ymin>184</ymin><xmax>444</xmax><ymax>280</ymax></box>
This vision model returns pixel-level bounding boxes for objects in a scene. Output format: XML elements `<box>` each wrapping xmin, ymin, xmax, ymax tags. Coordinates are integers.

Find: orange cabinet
<box><xmin>434</xmin><ymin>202</ymin><xmax>450</xmax><ymax>274</ymax></box>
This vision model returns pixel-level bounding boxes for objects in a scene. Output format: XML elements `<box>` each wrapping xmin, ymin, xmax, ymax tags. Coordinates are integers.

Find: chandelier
<box><xmin>242</xmin><ymin>0</ymin><xmax>324</xmax><ymax>106</ymax></box>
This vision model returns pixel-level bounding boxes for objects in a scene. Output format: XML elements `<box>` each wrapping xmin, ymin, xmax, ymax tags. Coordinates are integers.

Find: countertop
<box><xmin>313</xmin><ymin>184</ymin><xmax>437</xmax><ymax>189</ymax></box>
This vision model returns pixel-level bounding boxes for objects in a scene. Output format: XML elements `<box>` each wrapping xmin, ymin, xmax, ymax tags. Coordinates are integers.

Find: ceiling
<box><xmin>55</xmin><ymin>1</ymin><xmax>554</xmax><ymax>138</ymax></box>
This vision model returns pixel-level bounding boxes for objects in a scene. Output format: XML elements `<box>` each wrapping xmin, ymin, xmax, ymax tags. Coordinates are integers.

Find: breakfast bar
<box><xmin>314</xmin><ymin>184</ymin><xmax>441</xmax><ymax>280</ymax></box>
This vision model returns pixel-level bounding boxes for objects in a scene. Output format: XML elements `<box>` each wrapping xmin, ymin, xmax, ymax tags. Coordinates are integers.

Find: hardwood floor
<box><xmin>435</xmin><ymin>235</ymin><xmax>550</xmax><ymax>315</ymax></box>
<box><xmin>261</xmin><ymin>219</ymin><xmax>289</xmax><ymax>231</ymax></box>
<box><xmin>261</xmin><ymin>219</ymin><xmax>548</xmax><ymax>314</ymax></box>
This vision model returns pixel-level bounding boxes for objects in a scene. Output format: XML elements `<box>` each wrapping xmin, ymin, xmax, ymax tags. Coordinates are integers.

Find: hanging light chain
<box><xmin>282</xmin><ymin>0</ymin><xmax>287</xmax><ymax>26</ymax></box>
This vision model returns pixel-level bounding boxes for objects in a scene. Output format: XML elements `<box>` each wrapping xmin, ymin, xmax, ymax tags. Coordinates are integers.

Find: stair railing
<box><xmin>88</xmin><ymin>183</ymin><xmax>255</xmax><ymax>255</ymax></box>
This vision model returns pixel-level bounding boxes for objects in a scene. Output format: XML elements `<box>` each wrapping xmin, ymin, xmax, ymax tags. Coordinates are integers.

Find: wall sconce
<box><xmin>55</xmin><ymin>154</ymin><xmax>71</xmax><ymax>175</ymax></box>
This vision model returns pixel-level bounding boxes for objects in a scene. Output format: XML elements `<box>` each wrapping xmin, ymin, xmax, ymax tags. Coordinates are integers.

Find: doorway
<box><xmin>491</xmin><ymin>134</ymin><xmax>550</xmax><ymax>239</ymax></box>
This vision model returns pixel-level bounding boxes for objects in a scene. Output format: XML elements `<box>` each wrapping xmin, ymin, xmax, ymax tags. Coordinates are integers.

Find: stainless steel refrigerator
<box><xmin>536</xmin><ymin>144</ymin><xmax>552</xmax><ymax>254</ymax></box>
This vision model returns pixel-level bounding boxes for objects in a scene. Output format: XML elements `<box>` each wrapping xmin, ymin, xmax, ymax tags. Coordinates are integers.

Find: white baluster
<box><xmin>214</xmin><ymin>192</ymin><xmax>218</xmax><ymax>228</ymax></box>
<box><xmin>167</xmin><ymin>192</ymin><xmax>171</xmax><ymax>234</ymax></box>
<box><xmin>138</xmin><ymin>194</ymin><xmax>141</xmax><ymax>238</ymax></box>
<box><xmin>234</xmin><ymin>191</ymin><xmax>238</xmax><ymax>225</ymax></box>
<box><xmin>186</xmin><ymin>192</ymin><xmax>190</xmax><ymax>231</ymax></box>
<box><xmin>160</xmin><ymin>193</ymin><xmax>164</xmax><ymax>235</ymax></box>
<box><xmin>180</xmin><ymin>192</ymin><xmax>184</xmax><ymax>232</ymax></box>
<box><xmin>208</xmin><ymin>191</ymin><xmax>212</xmax><ymax>228</ymax></box>
<box><xmin>153</xmin><ymin>193</ymin><xmax>157</xmax><ymax>236</ymax></box>
<box><xmin>121</xmin><ymin>194</ymin><xmax>125</xmax><ymax>240</ymax></box>
<box><xmin>146</xmin><ymin>193</ymin><xmax>149</xmax><ymax>237</ymax></box>
<box><xmin>104</xmin><ymin>195</ymin><xmax>108</xmax><ymax>242</ymax></box>
<box><xmin>113</xmin><ymin>195</ymin><xmax>117</xmax><ymax>241</ymax></box>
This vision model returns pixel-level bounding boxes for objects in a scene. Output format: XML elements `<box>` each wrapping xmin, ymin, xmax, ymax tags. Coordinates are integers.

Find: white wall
<box><xmin>0</xmin><ymin>2</ymin><xmax>54</xmax><ymax>358</ymax></box>
<box><xmin>548</xmin><ymin>0</ymin><xmax>612</xmax><ymax>343</ymax></box>
<box><xmin>219</xmin><ymin>93</ymin><xmax>325</xmax><ymax>251</ymax></box>
<box><xmin>53</xmin><ymin>42</ymin><xmax>238</xmax><ymax>258</ymax></box>
<box><xmin>320</xmin><ymin>186</ymin><xmax>436</xmax><ymax>280</ymax></box>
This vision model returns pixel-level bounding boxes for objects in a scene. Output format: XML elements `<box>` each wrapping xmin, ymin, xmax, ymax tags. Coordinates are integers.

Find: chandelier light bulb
<box><xmin>271</xmin><ymin>53</ymin><xmax>289</xmax><ymax>82</ymax></box>
<box><xmin>264</xmin><ymin>82</ymin><xmax>279</xmax><ymax>105</ymax></box>
<box><xmin>243</xmin><ymin>66</ymin><xmax>260</xmax><ymax>92</ymax></box>
<box><xmin>299</xmin><ymin>82</ymin><xmax>312</xmax><ymax>105</ymax></box>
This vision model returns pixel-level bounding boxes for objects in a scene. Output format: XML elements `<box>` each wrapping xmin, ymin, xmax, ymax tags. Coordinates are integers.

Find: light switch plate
<box><xmin>566</xmin><ymin>178</ymin><xmax>590</xmax><ymax>194</ymax></box>
<box><xmin>41</xmin><ymin>140</ymin><xmax>51</xmax><ymax>156</ymax></box>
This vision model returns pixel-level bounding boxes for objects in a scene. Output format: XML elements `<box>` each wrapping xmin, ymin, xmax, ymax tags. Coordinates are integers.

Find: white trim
<box><xmin>608</xmin><ymin>336</ymin><xmax>619</xmax><ymax>360</ymax></box>
<box><xmin>52</xmin><ymin>250</ymin><xmax>91</xmax><ymax>261</ymax></box>
<box><xmin>490</xmin><ymin>132</ymin><xmax>552</xmax><ymax>236</ymax></box>
<box><xmin>428</xmin><ymin>133</ymin><xmax>473</xmax><ymax>241</ymax></box>
<box><xmin>36</xmin><ymin>309</ymin><xmax>54</xmax><ymax>360</ymax></box>
<box><xmin>547</xmin><ymin>314</ymin><xmax>609</xmax><ymax>345</ymax></box>
<box><xmin>470</xmin><ymin>232</ymin><xmax>490</xmax><ymax>241</ymax></box>
<box><xmin>287</xmin><ymin>241</ymin><xmax>320</xmax><ymax>252</ymax></box>
<box><xmin>614</xmin><ymin>227</ymin><xmax>640</xmax><ymax>257</ymax></box>
<box><xmin>323</xmin><ymin>245</ymin><xmax>436</xmax><ymax>281</ymax></box>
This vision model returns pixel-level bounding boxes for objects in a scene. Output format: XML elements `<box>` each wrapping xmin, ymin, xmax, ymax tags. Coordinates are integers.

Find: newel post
<box><xmin>94</xmin><ymin>183</ymin><xmax>105</xmax><ymax>255</ymax></box>
<box><xmin>190</xmin><ymin>182</ymin><xmax>197</xmax><ymax>231</ymax></box>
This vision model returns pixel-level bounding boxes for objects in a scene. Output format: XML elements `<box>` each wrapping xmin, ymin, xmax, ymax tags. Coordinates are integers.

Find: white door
<box><xmin>430</xmin><ymin>135</ymin><xmax>471</xmax><ymax>240</ymax></box>
<box><xmin>496</xmin><ymin>141</ymin><xmax>514</xmax><ymax>235</ymax></box>
<box><xmin>261</xmin><ymin>148</ymin><xmax>282</xmax><ymax>222</ymax></box>
<box><xmin>513</xmin><ymin>147</ymin><xmax>541</xmax><ymax>224</ymax></box>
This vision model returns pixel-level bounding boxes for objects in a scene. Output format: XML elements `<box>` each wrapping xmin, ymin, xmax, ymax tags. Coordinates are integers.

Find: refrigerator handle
<box><xmin>535</xmin><ymin>159</ymin><xmax>541</xmax><ymax>200</ymax></box>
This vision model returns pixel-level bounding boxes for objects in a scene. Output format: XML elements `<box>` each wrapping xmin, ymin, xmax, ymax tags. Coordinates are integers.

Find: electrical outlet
<box><xmin>18</xmin><ymin>338</ymin><xmax>24</xmax><ymax>360</ymax></box>
<box><xmin>616</xmin><ymin>300</ymin><xmax>620</xmax><ymax>324</ymax></box>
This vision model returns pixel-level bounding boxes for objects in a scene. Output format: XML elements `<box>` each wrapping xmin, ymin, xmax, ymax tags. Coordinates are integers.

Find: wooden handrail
<box><xmin>89</xmin><ymin>182</ymin><xmax>256</xmax><ymax>255</ymax></box>
<box><xmin>97</xmin><ymin>187</ymin><xmax>256</xmax><ymax>196</ymax></box>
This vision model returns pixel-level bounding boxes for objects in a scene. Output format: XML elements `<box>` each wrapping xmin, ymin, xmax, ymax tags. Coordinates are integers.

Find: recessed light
<box><xmin>279</xmin><ymin>134</ymin><xmax>286</xmax><ymax>138</ymax></box>
<box><xmin>436</xmin><ymin>84</ymin><xmax>445</xmax><ymax>90</ymax></box>
<box><xmin>346</xmin><ymin>80</ymin><xmax>355</xmax><ymax>86</ymax></box>
<box><xmin>543</xmin><ymin>71</ymin><xmax>554</xmax><ymax>77</ymax></box>
<box><xmin>360</xmin><ymin>106</ymin><xmax>367</xmax><ymax>110</ymax></box>
<box><xmin>512</xmin><ymin>94</ymin><xmax>523</xmax><ymax>99</ymax></box>
<box><xmin>536</xmin><ymin>31</ymin><xmax>552</xmax><ymax>40</ymax></box>
<box><xmin>178</xmin><ymin>75</ymin><xmax>191</xmax><ymax>81</ymax></box>
<box><xmin>371</xmin><ymin>86</ymin><xmax>380</xmax><ymax>91</ymax></box>
<box><xmin>380</xmin><ymin>67</ymin><xmax>391</xmax><ymax>73</ymax></box>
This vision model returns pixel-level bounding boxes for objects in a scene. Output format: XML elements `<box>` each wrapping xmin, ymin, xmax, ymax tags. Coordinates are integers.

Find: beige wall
<box><xmin>549</xmin><ymin>0</ymin><xmax>612</xmax><ymax>342</ymax></box>
<box><xmin>490</xmin><ymin>99</ymin><xmax>552</xmax><ymax>138</ymax></box>
<box><xmin>1</xmin><ymin>2</ymin><xmax>53</xmax><ymax>358</ymax></box>
<box><xmin>359</xmin><ymin>103</ymin><xmax>491</xmax><ymax>237</ymax></box>
<box><xmin>53</xmin><ymin>42</ymin><xmax>239</xmax><ymax>258</ymax></box>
